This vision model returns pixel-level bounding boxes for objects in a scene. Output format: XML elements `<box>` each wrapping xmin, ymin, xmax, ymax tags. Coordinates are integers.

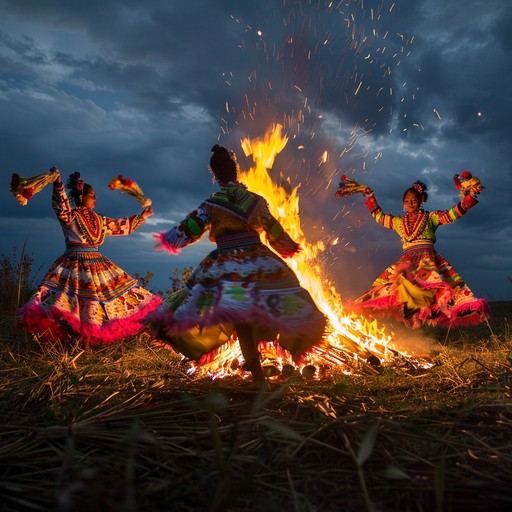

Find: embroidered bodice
<box><xmin>160</xmin><ymin>184</ymin><xmax>299</xmax><ymax>257</ymax></box>
<box><xmin>52</xmin><ymin>181</ymin><xmax>146</xmax><ymax>247</ymax></box>
<box><xmin>364</xmin><ymin>192</ymin><xmax>479</xmax><ymax>251</ymax></box>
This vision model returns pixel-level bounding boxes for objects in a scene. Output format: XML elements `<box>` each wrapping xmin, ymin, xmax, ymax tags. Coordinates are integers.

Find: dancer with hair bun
<box><xmin>336</xmin><ymin>174</ymin><xmax>490</xmax><ymax>328</ymax></box>
<box><xmin>16</xmin><ymin>167</ymin><xmax>161</xmax><ymax>345</ymax></box>
<box><xmin>147</xmin><ymin>145</ymin><xmax>326</xmax><ymax>382</ymax></box>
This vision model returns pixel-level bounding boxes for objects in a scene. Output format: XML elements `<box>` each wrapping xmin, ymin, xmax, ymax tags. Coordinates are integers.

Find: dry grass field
<box><xmin>0</xmin><ymin>300</ymin><xmax>511</xmax><ymax>512</ymax></box>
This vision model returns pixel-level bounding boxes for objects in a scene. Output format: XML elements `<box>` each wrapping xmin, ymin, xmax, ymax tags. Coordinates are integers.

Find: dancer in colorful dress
<box><xmin>337</xmin><ymin>175</ymin><xmax>490</xmax><ymax>328</ymax></box>
<box><xmin>16</xmin><ymin>167</ymin><xmax>162</xmax><ymax>345</ymax></box>
<box><xmin>147</xmin><ymin>145</ymin><xmax>326</xmax><ymax>382</ymax></box>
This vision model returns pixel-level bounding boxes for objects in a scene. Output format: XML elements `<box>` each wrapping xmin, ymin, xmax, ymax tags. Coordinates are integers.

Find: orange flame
<box><xmin>190</xmin><ymin>124</ymin><xmax>427</xmax><ymax>380</ymax></box>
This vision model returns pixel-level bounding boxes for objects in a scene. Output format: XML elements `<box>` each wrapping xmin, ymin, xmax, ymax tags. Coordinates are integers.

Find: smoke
<box><xmin>385</xmin><ymin>322</ymin><xmax>440</xmax><ymax>357</ymax></box>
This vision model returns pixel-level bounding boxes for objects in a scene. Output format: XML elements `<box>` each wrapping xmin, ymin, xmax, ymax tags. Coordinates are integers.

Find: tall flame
<box><xmin>191</xmin><ymin>124</ymin><xmax>423</xmax><ymax>380</ymax></box>
<box><xmin>241</xmin><ymin>124</ymin><xmax>396</xmax><ymax>371</ymax></box>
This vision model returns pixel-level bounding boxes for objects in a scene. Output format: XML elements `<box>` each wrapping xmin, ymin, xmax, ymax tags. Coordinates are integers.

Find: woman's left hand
<box><xmin>281</xmin><ymin>244</ymin><xmax>302</xmax><ymax>258</ymax></box>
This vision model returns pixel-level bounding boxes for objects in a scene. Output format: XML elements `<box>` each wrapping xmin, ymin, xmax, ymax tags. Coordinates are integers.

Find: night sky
<box><xmin>1</xmin><ymin>0</ymin><xmax>511</xmax><ymax>302</ymax></box>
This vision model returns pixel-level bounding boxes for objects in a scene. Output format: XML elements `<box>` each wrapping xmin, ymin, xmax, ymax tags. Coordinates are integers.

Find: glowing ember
<box><xmin>189</xmin><ymin>124</ymin><xmax>431</xmax><ymax>380</ymax></box>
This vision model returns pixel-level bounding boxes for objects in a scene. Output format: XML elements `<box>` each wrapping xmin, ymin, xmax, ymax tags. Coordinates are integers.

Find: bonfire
<box><xmin>186</xmin><ymin>125</ymin><xmax>428</xmax><ymax>380</ymax></box>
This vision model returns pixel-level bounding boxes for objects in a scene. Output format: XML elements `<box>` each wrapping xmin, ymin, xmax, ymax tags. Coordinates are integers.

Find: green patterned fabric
<box><xmin>205</xmin><ymin>186</ymin><xmax>261</xmax><ymax>221</ymax></box>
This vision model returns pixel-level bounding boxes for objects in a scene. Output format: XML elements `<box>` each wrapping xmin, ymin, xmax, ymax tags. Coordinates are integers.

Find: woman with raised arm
<box><xmin>337</xmin><ymin>174</ymin><xmax>490</xmax><ymax>328</ymax></box>
<box><xmin>17</xmin><ymin>168</ymin><xmax>161</xmax><ymax>345</ymax></box>
<box><xmin>147</xmin><ymin>145</ymin><xmax>326</xmax><ymax>382</ymax></box>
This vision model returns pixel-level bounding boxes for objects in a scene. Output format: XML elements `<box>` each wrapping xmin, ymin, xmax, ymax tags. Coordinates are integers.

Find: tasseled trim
<box><xmin>153</xmin><ymin>232</ymin><xmax>181</xmax><ymax>255</ymax></box>
<box><xmin>16</xmin><ymin>305</ymin><xmax>72</xmax><ymax>342</ymax></box>
<box><xmin>352</xmin><ymin>295</ymin><xmax>403</xmax><ymax>314</ymax></box>
<box><xmin>18</xmin><ymin>295</ymin><xmax>162</xmax><ymax>345</ymax></box>
<box><xmin>146</xmin><ymin>305</ymin><xmax>326</xmax><ymax>362</ymax></box>
<box><xmin>147</xmin><ymin>305</ymin><xmax>323</xmax><ymax>338</ymax></box>
<box><xmin>428</xmin><ymin>298</ymin><xmax>491</xmax><ymax>328</ymax></box>
<box><xmin>353</xmin><ymin>294</ymin><xmax>490</xmax><ymax>329</ymax></box>
<box><xmin>83</xmin><ymin>295</ymin><xmax>162</xmax><ymax>344</ymax></box>
<box><xmin>352</xmin><ymin>295</ymin><xmax>423</xmax><ymax>328</ymax></box>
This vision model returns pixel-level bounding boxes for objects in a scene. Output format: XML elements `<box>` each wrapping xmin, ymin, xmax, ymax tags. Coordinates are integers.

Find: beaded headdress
<box><xmin>412</xmin><ymin>180</ymin><xmax>427</xmax><ymax>194</ymax></box>
<box><xmin>66</xmin><ymin>172</ymin><xmax>84</xmax><ymax>193</ymax></box>
<box><xmin>411</xmin><ymin>180</ymin><xmax>428</xmax><ymax>203</ymax></box>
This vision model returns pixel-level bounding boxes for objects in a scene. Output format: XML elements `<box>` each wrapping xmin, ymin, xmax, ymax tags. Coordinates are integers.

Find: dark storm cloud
<box><xmin>0</xmin><ymin>0</ymin><xmax>511</xmax><ymax>301</ymax></box>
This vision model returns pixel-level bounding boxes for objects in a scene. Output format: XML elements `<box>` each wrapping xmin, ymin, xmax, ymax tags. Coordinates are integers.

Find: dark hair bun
<box><xmin>210</xmin><ymin>144</ymin><xmax>237</xmax><ymax>184</ymax></box>
<box><xmin>211</xmin><ymin>144</ymin><xmax>231</xmax><ymax>158</ymax></box>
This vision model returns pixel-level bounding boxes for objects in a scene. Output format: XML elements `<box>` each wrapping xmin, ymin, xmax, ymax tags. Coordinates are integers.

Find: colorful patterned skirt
<box><xmin>353</xmin><ymin>244</ymin><xmax>490</xmax><ymax>328</ymax></box>
<box><xmin>17</xmin><ymin>245</ymin><xmax>161</xmax><ymax>345</ymax></box>
<box><xmin>146</xmin><ymin>235</ymin><xmax>326</xmax><ymax>363</ymax></box>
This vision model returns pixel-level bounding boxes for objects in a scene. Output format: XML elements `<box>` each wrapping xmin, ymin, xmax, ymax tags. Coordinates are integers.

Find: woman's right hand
<box><xmin>141</xmin><ymin>205</ymin><xmax>154</xmax><ymax>220</ymax></box>
<box><xmin>50</xmin><ymin>166</ymin><xmax>62</xmax><ymax>185</ymax></box>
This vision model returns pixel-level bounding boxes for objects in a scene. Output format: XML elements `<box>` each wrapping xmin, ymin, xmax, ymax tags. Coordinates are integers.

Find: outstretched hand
<box><xmin>50</xmin><ymin>166</ymin><xmax>62</xmax><ymax>185</ymax></box>
<box><xmin>335</xmin><ymin>176</ymin><xmax>372</xmax><ymax>198</ymax></box>
<box><xmin>471</xmin><ymin>183</ymin><xmax>484</xmax><ymax>196</ymax></box>
<box><xmin>141</xmin><ymin>205</ymin><xmax>154</xmax><ymax>219</ymax></box>
<box><xmin>281</xmin><ymin>244</ymin><xmax>302</xmax><ymax>258</ymax></box>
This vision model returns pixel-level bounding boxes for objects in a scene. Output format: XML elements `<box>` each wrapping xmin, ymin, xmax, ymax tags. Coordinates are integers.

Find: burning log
<box><xmin>184</xmin><ymin>125</ymin><xmax>431</xmax><ymax>381</ymax></box>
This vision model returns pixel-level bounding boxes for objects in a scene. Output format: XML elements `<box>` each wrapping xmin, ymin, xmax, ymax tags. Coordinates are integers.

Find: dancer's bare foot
<box><xmin>242</xmin><ymin>359</ymin><xmax>266</xmax><ymax>383</ymax></box>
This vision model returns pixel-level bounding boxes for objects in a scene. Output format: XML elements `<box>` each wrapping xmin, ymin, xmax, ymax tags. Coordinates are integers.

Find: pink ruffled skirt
<box><xmin>17</xmin><ymin>246</ymin><xmax>161</xmax><ymax>345</ymax></box>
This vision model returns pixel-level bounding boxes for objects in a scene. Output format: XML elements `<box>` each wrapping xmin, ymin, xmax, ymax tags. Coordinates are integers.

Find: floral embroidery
<box><xmin>75</xmin><ymin>208</ymin><xmax>104</xmax><ymax>245</ymax></box>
